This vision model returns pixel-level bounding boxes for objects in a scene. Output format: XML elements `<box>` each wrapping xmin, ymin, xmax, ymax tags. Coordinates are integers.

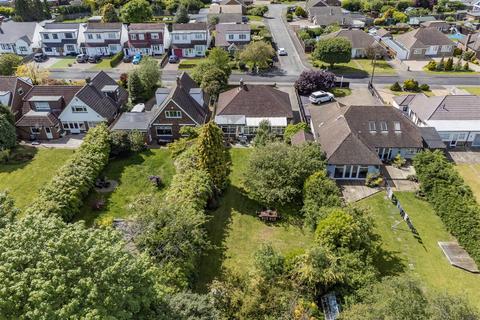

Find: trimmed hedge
<box><xmin>26</xmin><ymin>124</ymin><xmax>110</xmax><ymax>221</ymax></box>
<box><xmin>413</xmin><ymin>150</ymin><xmax>480</xmax><ymax>263</ymax></box>
<box><xmin>110</xmin><ymin>51</ymin><xmax>124</xmax><ymax>68</ymax></box>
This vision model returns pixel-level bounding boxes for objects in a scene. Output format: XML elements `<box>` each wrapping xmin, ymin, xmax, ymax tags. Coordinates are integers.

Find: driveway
<box><xmin>266</xmin><ymin>4</ymin><xmax>307</xmax><ymax>75</ymax></box>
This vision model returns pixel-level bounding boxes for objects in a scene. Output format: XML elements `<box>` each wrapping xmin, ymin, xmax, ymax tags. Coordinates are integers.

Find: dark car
<box><xmin>123</xmin><ymin>55</ymin><xmax>132</xmax><ymax>63</ymax></box>
<box><xmin>76</xmin><ymin>54</ymin><xmax>88</xmax><ymax>63</ymax></box>
<box><xmin>168</xmin><ymin>55</ymin><xmax>179</xmax><ymax>63</ymax></box>
<box><xmin>33</xmin><ymin>53</ymin><xmax>47</xmax><ymax>62</ymax></box>
<box><xmin>88</xmin><ymin>55</ymin><xmax>101</xmax><ymax>63</ymax></box>
<box><xmin>242</xmin><ymin>15</ymin><xmax>249</xmax><ymax>23</ymax></box>
<box><xmin>287</xmin><ymin>6</ymin><xmax>296</xmax><ymax>13</ymax></box>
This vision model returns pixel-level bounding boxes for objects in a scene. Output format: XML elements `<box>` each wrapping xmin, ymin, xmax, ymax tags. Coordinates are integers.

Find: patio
<box><xmin>382</xmin><ymin>165</ymin><xmax>418</xmax><ymax>191</ymax></box>
<box><xmin>337</xmin><ymin>180</ymin><xmax>382</xmax><ymax>203</ymax></box>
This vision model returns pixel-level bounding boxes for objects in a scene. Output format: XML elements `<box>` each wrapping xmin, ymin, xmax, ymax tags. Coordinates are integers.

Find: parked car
<box><xmin>123</xmin><ymin>55</ymin><xmax>132</xmax><ymax>63</ymax></box>
<box><xmin>277</xmin><ymin>48</ymin><xmax>287</xmax><ymax>56</ymax></box>
<box><xmin>88</xmin><ymin>55</ymin><xmax>101</xmax><ymax>63</ymax></box>
<box><xmin>76</xmin><ymin>54</ymin><xmax>88</xmax><ymax>63</ymax></box>
<box><xmin>168</xmin><ymin>55</ymin><xmax>179</xmax><ymax>63</ymax></box>
<box><xmin>287</xmin><ymin>6</ymin><xmax>296</xmax><ymax>13</ymax></box>
<box><xmin>309</xmin><ymin>91</ymin><xmax>334</xmax><ymax>104</ymax></box>
<box><xmin>132</xmin><ymin>53</ymin><xmax>142</xmax><ymax>65</ymax></box>
<box><xmin>242</xmin><ymin>16</ymin><xmax>249</xmax><ymax>23</ymax></box>
<box><xmin>33</xmin><ymin>53</ymin><xmax>47</xmax><ymax>62</ymax></box>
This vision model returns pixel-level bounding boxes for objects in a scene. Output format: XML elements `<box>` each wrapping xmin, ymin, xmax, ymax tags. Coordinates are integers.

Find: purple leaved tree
<box><xmin>294</xmin><ymin>70</ymin><xmax>336</xmax><ymax>95</ymax></box>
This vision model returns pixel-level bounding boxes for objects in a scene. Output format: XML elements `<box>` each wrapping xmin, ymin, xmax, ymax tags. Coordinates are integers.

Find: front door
<box><xmin>45</xmin><ymin>127</ymin><xmax>53</xmax><ymax>139</ymax></box>
<box><xmin>450</xmin><ymin>134</ymin><xmax>458</xmax><ymax>147</ymax></box>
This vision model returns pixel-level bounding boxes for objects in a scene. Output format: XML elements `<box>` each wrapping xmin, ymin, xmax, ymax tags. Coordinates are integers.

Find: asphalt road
<box><xmin>266</xmin><ymin>4</ymin><xmax>307</xmax><ymax>75</ymax></box>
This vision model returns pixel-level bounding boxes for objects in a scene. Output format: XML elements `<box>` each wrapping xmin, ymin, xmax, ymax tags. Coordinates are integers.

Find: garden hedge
<box><xmin>110</xmin><ymin>51</ymin><xmax>124</xmax><ymax>68</ymax></box>
<box><xmin>26</xmin><ymin>124</ymin><xmax>110</xmax><ymax>221</ymax></box>
<box><xmin>413</xmin><ymin>150</ymin><xmax>480</xmax><ymax>263</ymax></box>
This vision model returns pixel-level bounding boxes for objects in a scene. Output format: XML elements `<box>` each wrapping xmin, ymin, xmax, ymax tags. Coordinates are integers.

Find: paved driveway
<box><xmin>266</xmin><ymin>4</ymin><xmax>307</xmax><ymax>75</ymax></box>
<box><xmin>449</xmin><ymin>149</ymin><xmax>480</xmax><ymax>164</ymax></box>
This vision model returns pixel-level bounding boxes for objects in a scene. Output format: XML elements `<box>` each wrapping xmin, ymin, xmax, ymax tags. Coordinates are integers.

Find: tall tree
<box><xmin>0</xmin><ymin>54</ymin><xmax>22</xmax><ymax>76</ymax></box>
<box><xmin>239</xmin><ymin>40</ymin><xmax>275</xmax><ymax>71</ymax></box>
<box><xmin>120</xmin><ymin>0</ymin><xmax>153</xmax><ymax>23</ymax></box>
<box><xmin>128</xmin><ymin>70</ymin><xmax>144</xmax><ymax>104</ymax></box>
<box><xmin>198</xmin><ymin>67</ymin><xmax>227</xmax><ymax>99</ymax></box>
<box><xmin>175</xmin><ymin>5</ymin><xmax>189</xmax><ymax>23</ymax></box>
<box><xmin>0</xmin><ymin>104</ymin><xmax>15</xmax><ymax>125</ymax></box>
<box><xmin>101</xmin><ymin>3</ymin><xmax>119</xmax><ymax>22</ymax></box>
<box><xmin>313</xmin><ymin>37</ymin><xmax>352</xmax><ymax>68</ymax></box>
<box><xmin>207</xmin><ymin>47</ymin><xmax>231</xmax><ymax>77</ymax></box>
<box><xmin>137</xmin><ymin>57</ymin><xmax>161</xmax><ymax>99</ymax></box>
<box><xmin>0</xmin><ymin>115</ymin><xmax>16</xmax><ymax>151</ymax></box>
<box><xmin>196</xmin><ymin>122</ymin><xmax>231</xmax><ymax>192</ymax></box>
<box><xmin>0</xmin><ymin>213</ymin><xmax>166</xmax><ymax>318</ymax></box>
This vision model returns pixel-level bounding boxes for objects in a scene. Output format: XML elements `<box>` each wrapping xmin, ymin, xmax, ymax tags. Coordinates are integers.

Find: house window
<box><xmin>52</xmin><ymin>34</ymin><xmax>58</xmax><ymax>39</ymax></box>
<box><xmin>368</xmin><ymin>121</ymin><xmax>376</xmax><ymax>132</ymax></box>
<box><xmin>138</xmin><ymin>34</ymin><xmax>145</xmax><ymax>40</ymax></box>
<box><xmin>108</xmin><ymin>33</ymin><xmax>116</xmax><ymax>39</ymax></box>
<box><xmin>0</xmin><ymin>44</ymin><xmax>10</xmax><ymax>50</ymax></box>
<box><xmin>31</xmin><ymin>127</ymin><xmax>41</xmax><ymax>134</ymax></box>
<box><xmin>228</xmin><ymin>34</ymin><xmax>234</xmax><ymax>40</ymax></box>
<box><xmin>239</xmin><ymin>34</ymin><xmax>247</xmax><ymax>40</ymax></box>
<box><xmin>66</xmin><ymin>45</ymin><xmax>75</xmax><ymax>52</ymax></box>
<box><xmin>413</xmin><ymin>49</ymin><xmax>422</xmax><ymax>54</ymax></box>
<box><xmin>156</xmin><ymin>125</ymin><xmax>172</xmax><ymax>135</ymax></box>
<box><xmin>35</xmin><ymin>102</ymin><xmax>50</xmax><ymax>111</ymax></box>
<box><xmin>44</xmin><ymin>47</ymin><xmax>52</xmax><ymax>52</ymax></box>
<box><xmin>151</xmin><ymin>33</ymin><xmax>160</xmax><ymax>39</ymax></box>
<box><xmin>194</xmin><ymin>45</ymin><xmax>204</xmax><ymax>52</ymax></box>
<box><xmin>393</xmin><ymin>121</ymin><xmax>401</xmax><ymax>132</ymax></box>
<box><xmin>131</xmin><ymin>34</ymin><xmax>137</xmax><ymax>40</ymax></box>
<box><xmin>182</xmin><ymin>34</ymin><xmax>188</xmax><ymax>40</ymax></box>
<box><xmin>72</xmin><ymin>106</ymin><xmax>87</xmax><ymax>113</ymax></box>
<box><xmin>65</xmin><ymin>33</ymin><xmax>73</xmax><ymax>39</ymax></box>
<box><xmin>87</xmin><ymin>34</ymin><xmax>93</xmax><ymax>40</ymax></box>
<box><xmin>43</xmin><ymin>34</ymin><xmax>50</xmax><ymax>40</ymax></box>
<box><xmin>165</xmin><ymin>110</ymin><xmax>182</xmax><ymax>118</ymax></box>
<box><xmin>439</xmin><ymin>133</ymin><xmax>450</xmax><ymax>140</ymax></box>
<box><xmin>63</xmin><ymin>122</ymin><xmax>69</xmax><ymax>129</ymax></box>
<box><xmin>441</xmin><ymin>45</ymin><xmax>451</xmax><ymax>52</ymax></box>
<box><xmin>174</xmin><ymin>35</ymin><xmax>180</xmax><ymax>40</ymax></box>
<box><xmin>380</xmin><ymin>121</ymin><xmax>388</xmax><ymax>132</ymax></box>
<box><xmin>194</xmin><ymin>33</ymin><xmax>203</xmax><ymax>39</ymax></box>
<box><xmin>96</xmin><ymin>34</ymin><xmax>102</xmax><ymax>39</ymax></box>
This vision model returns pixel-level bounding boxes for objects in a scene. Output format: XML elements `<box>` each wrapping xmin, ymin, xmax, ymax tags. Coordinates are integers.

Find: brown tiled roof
<box><xmin>0</xmin><ymin>76</ymin><xmax>18</xmax><ymax>94</ymax></box>
<box><xmin>216</xmin><ymin>85</ymin><xmax>293</xmax><ymax>118</ymax></box>
<box><xmin>323</xmin><ymin>29</ymin><xmax>376</xmax><ymax>49</ymax></box>
<box><xmin>16</xmin><ymin>110</ymin><xmax>60</xmax><ymax>127</ymax></box>
<box><xmin>217</xmin><ymin>13</ymin><xmax>243</xmax><ymax>23</ymax></box>
<box><xmin>75</xmin><ymin>71</ymin><xmax>127</xmax><ymax>120</ymax></box>
<box><xmin>172</xmin><ymin>22</ymin><xmax>207</xmax><ymax>31</ymax></box>
<box><xmin>21</xmin><ymin>85</ymin><xmax>82</xmax><ymax>115</ymax></box>
<box><xmin>215</xmin><ymin>23</ymin><xmax>251</xmax><ymax>47</ymax></box>
<box><xmin>396</xmin><ymin>28</ymin><xmax>453</xmax><ymax>49</ymax></box>
<box><xmin>309</xmin><ymin>103</ymin><xmax>423</xmax><ymax>165</ymax></box>
<box><xmin>291</xmin><ymin>130</ymin><xmax>314</xmax><ymax>145</ymax></box>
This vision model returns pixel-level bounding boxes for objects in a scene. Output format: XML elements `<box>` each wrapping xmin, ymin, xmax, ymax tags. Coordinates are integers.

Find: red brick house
<box><xmin>0</xmin><ymin>76</ymin><xmax>33</xmax><ymax>122</ymax></box>
<box><xmin>124</xmin><ymin>23</ymin><xmax>170</xmax><ymax>57</ymax></box>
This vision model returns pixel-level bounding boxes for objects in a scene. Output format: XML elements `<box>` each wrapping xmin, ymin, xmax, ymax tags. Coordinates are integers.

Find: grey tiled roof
<box><xmin>323</xmin><ymin>29</ymin><xmax>376</xmax><ymax>49</ymax></box>
<box><xmin>111</xmin><ymin>111</ymin><xmax>154</xmax><ymax>131</ymax></box>
<box><xmin>396</xmin><ymin>27</ymin><xmax>454</xmax><ymax>49</ymax></box>
<box><xmin>0</xmin><ymin>21</ymin><xmax>37</xmax><ymax>44</ymax></box>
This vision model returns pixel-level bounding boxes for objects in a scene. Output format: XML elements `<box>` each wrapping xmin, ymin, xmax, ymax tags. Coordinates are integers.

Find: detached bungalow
<box><xmin>0</xmin><ymin>21</ymin><xmax>41</xmax><ymax>56</ymax></box>
<box><xmin>308</xmin><ymin>103</ymin><xmax>426</xmax><ymax>180</ymax></box>
<box><xmin>393</xmin><ymin>94</ymin><xmax>480</xmax><ymax>147</ymax></box>
<box><xmin>321</xmin><ymin>29</ymin><xmax>380</xmax><ymax>58</ymax></box>
<box><xmin>215</xmin><ymin>82</ymin><xmax>294</xmax><ymax>138</ymax></box>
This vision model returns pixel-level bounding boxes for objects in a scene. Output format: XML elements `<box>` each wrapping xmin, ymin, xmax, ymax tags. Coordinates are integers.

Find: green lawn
<box><xmin>330</xmin><ymin>87</ymin><xmax>352</xmax><ymax>97</ymax></box>
<box><xmin>0</xmin><ymin>147</ymin><xmax>74</xmax><ymax>210</ymax></box>
<box><xmin>456</xmin><ymin>164</ymin><xmax>480</xmax><ymax>202</ymax></box>
<box><xmin>358</xmin><ymin>192</ymin><xmax>480</xmax><ymax>309</ymax></box>
<box><xmin>62</xmin><ymin>17</ymin><xmax>89</xmax><ymax>23</ymax></box>
<box><xmin>460</xmin><ymin>86</ymin><xmax>480</xmax><ymax>95</ymax></box>
<box><xmin>194</xmin><ymin>148</ymin><xmax>314</xmax><ymax>292</ymax></box>
<box><xmin>310</xmin><ymin>57</ymin><xmax>396</xmax><ymax>76</ymax></box>
<box><xmin>247</xmin><ymin>15</ymin><xmax>263</xmax><ymax>22</ymax></box>
<box><xmin>50</xmin><ymin>57</ymin><xmax>76</xmax><ymax>69</ymax></box>
<box><xmin>89</xmin><ymin>58</ymin><xmax>113</xmax><ymax>70</ymax></box>
<box><xmin>76</xmin><ymin>149</ymin><xmax>175</xmax><ymax>226</ymax></box>
<box><xmin>178</xmin><ymin>58</ymin><xmax>208</xmax><ymax>70</ymax></box>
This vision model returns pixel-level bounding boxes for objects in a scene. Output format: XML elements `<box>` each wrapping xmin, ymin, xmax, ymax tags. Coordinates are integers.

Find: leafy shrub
<box><xmin>286</xmin><ymin>13</ymin><xmax>293</xmax><ymax>21</ymax></box>
<box><xmin>390</xmin><ymin>81</ymin><xmax>402</xmax><ymax>91</ymax></box>
<box><xmin>445</xmin><ymin>57</ymin><xmax>454</xmax><ymax>71</ymax></box>
<box><xmin>128</xmin><ymin>130</ymin><xmax>146</xmax><ymax>152</ymax></box>
<box><xmin>365</xmin><ymin>172</ymin><xmax>383</xmax><ymax>188</ymax></box>
<box><xmin>110</xmin><ymin>130</ymin><xmax>131</xmax><ymax>156</ymax></box>
<box><xmin>295</xmin><ymin>6</ymin><xmax>307</xmax><ymax>17</ymax></box>
<box><xmin>0</xmin><ymin>6</ymin><xmax>14</xmax><ymax>16</ymax></box>
<box><xmin>464</xmin><ymin>62</ymin><xmax>470</xmax><ymax>71</ymax></box>
<box><xmin>0</xmin><ymin>115</ymin><xmax>16</xmax><ymax>150</ymax></box>
<box><xmin>453</xmin><ymin>47</ymin><xmax>463</xmax><ymax>57</ymax></box>
<box><xmin>419</xmin><ymin>83</ymin><xmax>430</xmax><ymax>91</ymax></box>
<box><xmin>247</xmin><ymin>5</ymin><xmax>268</xmax><ymax>17</ymax></box>
<box><xmin>284</xmin><ymin>122</ymin><xmax>309</xmax><ymax>144</ymax></box>
<box><xmin>425</xmin><ymin>60</ymin><xmax>437</xmax><ymax>71</ymax></box>
<box><xmin>294</xmin><ymin>70</ymin><xmax>336</xmax><ymax>95</ymax></box>
<box><xmin>25</xmin><ymin>124</ymin><xmax>111</xmax><ymax>221</ymax></box>
<box><xmin>414</xmin><ymin>150</ymin><xmax>480</xmax><ymax>263</ymax></box>
<box><xmin>110</xmin><ymin>50</ymin><xmax>124</xmax><ymax>68</ymax></box>
<box><xmin>392</xmin><ymin>154</ymin><xmax>406</xmax><ymax>168</ymax></box>
<box><xmin>403</xmin><ymin>79</ymin><xmax>419</xmax><ymax>92</ymax></box>
<box><xmin>436</xmin><ymin>57</ymin><xmax>445</xmax><ymax>71</ymax></box>
<box><xmin>463</xmin><ymin>50</ymin><xmax>475</xmax><ymax>62</ymax></box>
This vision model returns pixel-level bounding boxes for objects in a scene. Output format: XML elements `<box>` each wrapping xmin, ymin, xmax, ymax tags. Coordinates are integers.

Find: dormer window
<box><xmin>165</xmin><ymin>110</ymin><xmax>182</xmax><ymax>118</ymax></box>
<box><xmin>394</xmin><ymin>121</ymin><xmax>401</xmax><ymax>132</ymax></box>
<box><xmin>368</xmin><ymin>121</ymin><xmax>376</xmax><ymax>132</ymax></box>
<box><xmin>35</xmin><ymin>102</ymin><xmax>50</xmax><ymax>111</ymax></box>
<box><xmin>65</xmin><ymin>33</ymin><xmax>73</xmax><ymax>39</ymax></box>
<box><xmin>380</xmin><ymin>121</ymin><xmax>388</xmax><ymax>132</ymax></box>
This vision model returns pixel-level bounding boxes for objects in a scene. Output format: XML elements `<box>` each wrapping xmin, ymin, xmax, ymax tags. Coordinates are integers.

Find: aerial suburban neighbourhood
<box><xmin>2</xmin><ymin>0</ymin><xmax>480</xmax><ymax>319</ymax></box>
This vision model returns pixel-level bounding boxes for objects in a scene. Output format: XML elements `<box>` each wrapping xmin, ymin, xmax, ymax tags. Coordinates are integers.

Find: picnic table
<box><xmin>258</xmin><ymin>209</ymin><xmax>279</xmax><ymax>222</ymax></box>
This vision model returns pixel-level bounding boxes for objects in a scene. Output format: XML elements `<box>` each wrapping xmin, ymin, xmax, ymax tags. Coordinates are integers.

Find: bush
<box><xmin>294</xmin><ymin>70</ymin><xmax>336</xmax><ymax>95</ymax></box>
<box><xmin>403</xmin><ymin>79</ymin><xmax>419</xmax><ymax>92</ymax></box>
<box><xmin>128</xmin><ymin>130</ymin><xmax>146</xmax><ymax>153</ymax></box>
<box><xmin>453</xmin><ymin>47</ymin><xmax>463</xmax><ymax>57</ymax></box>
<box><xmin>445</xmin><ymin>57</ymin><xmax>453</xmax><ymax>71</ymax></box>
<box><xmin>392</xmin><ymin>154</ymin><xmax>406</xmax><ymax>168</ymax></box>
<box><xmin>247</xmin><ymin>5</ymin><xmax>268</xmax><ymax>17</ymax></box>
<box><xmin>436</xmin><ymin>57</ymin><xmax>445</xmax><ymax>71</ymax></box>
<box><xmin>464</xmin><ymin>62</ymin><xmax>470</xmax><ymax>71</ymax></box>
<box><xmin>0</xmin><ymin>115</ymin><xmax>16</xmax><ymax>150</ymax></box>
<box><xmin>365</xmin><ymin>172</ymin><xmax>383</xmax><ymax>188</ymax></box>
<box><xmin>286</xmin><ymin>13</ymin><xmax>293</xmax><ymax>21</ymax></box>
<box><xmin>414</xmin><ymin>150</ymin><xmax>480</xmax><ymax>263</ymax></box>
<box><xmin>284</xmin><ymin>122</ymin><xmax>309</xmax><ymax>144</ymax></box>
<box><xmin>463</xmin><ymin>50</ymin><xmax>475</xmax><ymax>62</ymax></box>
<box><xmin>25</xmin><ymin>124</ymin><xmax>111</xmax><ymax>221</ymax></box>
<box><xmin>110</xmin><ymin>130</ymin><xmax>131</xmax><ymax>156</ymax></box>
<box><xmin>425</xmin><ymin>60</ymin><xmax>437</xmax><ymax>71</ymax></box>
<box><xmin>0</xmin><ymin>6</ymin><xmax>15</xmax><ymax>16</ymax></box>
<box><xmin>295</xmin><ymin>6</ymin><xmax>307</xmax><ymax>18</ymax></box>
<box><xmin>110</xmin><ymin>50</ymin><xmax>124</xmax><ymax>68</ymax></box>
<box><xmin>419</xmin><ymin>83</ymin><xmax>430</xmax><ymax>91</ymax></box>
<box><xmin>390</xmin><ymin>81</ymin><xmax>402</xmax><ymax>91</ymax></box>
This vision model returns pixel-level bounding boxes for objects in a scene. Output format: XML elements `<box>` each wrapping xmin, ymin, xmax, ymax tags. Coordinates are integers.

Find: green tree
<box><xmin>166</xmin><ymin>292</ymin><xmax>221</xmax><ymax>320</ymax></box>
<box><xmin>284</xmin><ymin>122</ymin><xmax>309</xmax><ymax>143</ymax></box>
<box><xmin>196</xmin><ymin>122</ymin><xmax>231</xmax><ymax>191</ymax></box>
<box><xmin>0</xmin><ymin>115</ymin><xmax>16</xmax><ymax>150</ymax></box>
<box><xmin>0</xmin><ymin>191</ymin><xmax>18</xmax><ymax>229</ymax></box>
<box><xmin>313</xmin><ymin>37</ymin><xmax>352</xmax><ymax>68</ymax></box>
<box><xmin>128</xmin><ymin>129</ymin><xmax>146</xmax><ymax>152</ymax></box>
<box><xmin>137</xmin><ymin>57</ymin><xmax>161</xmax><ymax>99</ymax></box>
<box><xmin>120</xmin><ymin>0</ymin><xmax>153</xmax><ymax>23</ymax></box>
<box><xmin>252</xmin><ymin>119</ymin><xmax>276</xmax><ymax>147</ymax></box>
<box><xmin>295</xmin><ymin>6</ymin><xmax>307</xmax><ymax>17</ymax></box>
<box><xmin>239</xmin><ymin>40</ymin><xmax>275</xmax><ymax>71</ymax></box>
<box><xmin>0</xmin><ymin>214</ymin><xmax>165</xmax><ymax>318</ymax></box>
<box><xmin>342</xmin><ymin>0</ymin><xmax>362</xmax><ymax>11</ymax></box>
<box><xmin>175</xmin><ymin>5</ymin><xmax>189</xmax><ymax>23</ymax></box>
<box><xmin>302</xmin><ymin>170</ymin><xmax>342</xmax><ymax>229</ymax></box>
<box><xmin>109</xmin><ymin>130</ymin><xmax>131</xmax><ymax>156</ymax></box>
<box><xmin>199</xmin><ymin>66</ymin><xmax>228</xmax><ymax>99</ymax></box>
<box><xmin>253</xmin><ymin>244</ymin><xmax>285</xmax><ymax>281</ymax></box>
<box><xmin>128</xmin><ymin>70</ymin><xmax>144</xmax><ymax>103</ymax></box>
<box><xmin>0</xmin><ymin>104</ymin><xmax>15</xmax><ymax>125</ymax></box>
<box><xmin>101</xmin><ymin>3</ymin><xmax>119</xmax><ymax>22</ymax></box>
<box><xmin>0</xmin><ymin>54</ymin><xmax>22</xmax><ymax>76</ymax></box>
<box><xmin>445</xmin><ymin>57</ymin><xmax>454</xmax><ymax>71</ymax></box>
<box><xmin>244</xmin><ymin>142</ymin><xmax>325</xmax><ymax>206</ymax></box>
<box><xmin>429</xmin><ymin>293</ymin><xmax>480</xmax><ymax>320</ymax></box>
<box><xmin>208</xmin><ymin>47</ymin><xmax>232</xmax><ymax>77</ymax></box>
<box><xmin>392</xmin><ymin>10</ymin><xmax>408</xmax><ymax>22</ymax></box>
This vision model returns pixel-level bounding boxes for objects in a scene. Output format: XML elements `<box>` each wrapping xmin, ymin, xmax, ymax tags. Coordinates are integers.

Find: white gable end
<box><xmin>59</xmin><ymin>97</ymin><xmax>105</xmax><ymax>123</ymax></box>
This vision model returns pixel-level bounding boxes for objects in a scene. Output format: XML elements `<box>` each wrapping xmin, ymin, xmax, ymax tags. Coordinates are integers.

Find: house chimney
<box><xmin>239</xmin><ymin>78</ymin><xmax>245</xmax><ymax>90</ymax></box>
<box><xmin>176</xmin><ymin>75</ymin><xmax>181</xmax><ymax>87</ymax></box>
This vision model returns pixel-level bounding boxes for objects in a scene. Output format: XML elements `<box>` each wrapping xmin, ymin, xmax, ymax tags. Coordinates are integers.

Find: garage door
<box><xmin>472</xmin><ymin>134</ymin><xmax>480</xmax><ymax>146</ymax></box>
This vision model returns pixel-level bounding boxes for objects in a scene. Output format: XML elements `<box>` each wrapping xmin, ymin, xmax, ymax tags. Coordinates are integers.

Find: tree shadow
<box><xmin>0</xmin><ymin>145</ymin><xmax>39</xmax><ymax>174</ymax></box>
<box><xmin>373</xmin><ymin>246</ymin><xmax>407</xmax><ymax>277</ymax></box>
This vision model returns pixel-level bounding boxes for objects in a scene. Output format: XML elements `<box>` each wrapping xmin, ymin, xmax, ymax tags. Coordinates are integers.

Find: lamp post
<box><xmin>369</xmin><ymin>54</ymin><xmax>378</xmax><ymax>90</ymax></box>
